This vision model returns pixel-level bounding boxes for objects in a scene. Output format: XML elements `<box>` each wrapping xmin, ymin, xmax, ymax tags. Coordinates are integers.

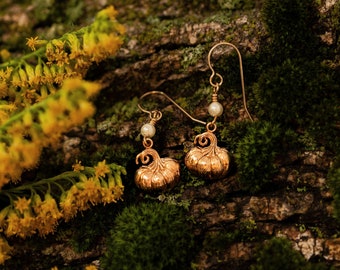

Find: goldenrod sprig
<box><xmin>0</xmin><ymin>5</ymin><xmax>126</xmax><ymax>265</ymax></box>
<box><xmin>0</xmin><ymin>160</ymin><xmax>125</xmax><ymax>239</ymax></box>
<box><xmin>0</xmin><ymin>78</ymin><xmax>101</xmax><ymax>188</ymax></box>
<box><xmin>0</xmin><ymin>5</ymin><xmax>125</xmax><ymax>120</ymax></box>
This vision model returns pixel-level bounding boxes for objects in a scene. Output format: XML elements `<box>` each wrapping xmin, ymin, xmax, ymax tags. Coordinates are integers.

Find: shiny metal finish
<box><xmin>185</xmin><ymin>131</ymin><xmax>230</xmax><ymax>180</ymax></box>
<box><xmin>135</xmin><ymin>148</ymin><xmax>180</xmax><ymax>190</ymax></box>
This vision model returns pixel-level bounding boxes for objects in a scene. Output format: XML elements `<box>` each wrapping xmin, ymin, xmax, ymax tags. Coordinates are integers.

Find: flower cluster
<box><xmin>61</xmin><ymin>160</ymin><xmax>125</xmax><ymax>221</ymax></box>
<box><xmin>0</xmin><ymin>237</ymin><xmax>11</xmax><ymax>265</ymax></box>
<box><xmin>0</xmin><ymin>78</ymin><xmax>101</xmax><ymax>189</ymax></box>
<box><xmin>0</xmin><ymin>5</ymin><xmax>126</xmax><ymax>265</ymax></box>
<box><xmin>0</xmin><ymin>160</ymin><xmax>125</xmax><ymax>260</ymax></box>
<box><xmin>0</xmin><ymin>5</ymin><xmax>125</xmax><ymax>122</ymax></box>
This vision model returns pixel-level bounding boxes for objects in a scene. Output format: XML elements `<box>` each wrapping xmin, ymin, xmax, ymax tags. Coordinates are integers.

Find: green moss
<box><xmin>220</xmin><ymin>121</ymin><xmax>252</xmax><ymax>153</ymax></box>
<box><xmin>261</xmin><ymin>0</ymin><xmax>320</xmax><ymax>62</ymax></box>
<box><xmin>235</xmin><ymin>121</ymin><xmax>281</xmax><ymax>193</ymax></box>
<box><xmin>204</xmin><ymin>11</ymin><xmax>232</xmax><ymax>24</ymax></box>
<box><xmin>217</xmin><ymin>0</ymin><xmax>255</xmax><ymax>10</ymax></box>
<box><xmin>102</xmin><ymin>97</ymin><xmax>139</xmax><ymax>134</ymax></box>
<box><xmin>253</xmin><ymin>59</ymin><xmax>339</xmax><ymax>151</ymax></box>
<box><xmin>203</xmin><ymin>219</ymin><xmax>259</xmax><ymax>255</ymax></box>
<box><xmin>251</xmin><ymin>237</ymin><xmax>306</xmax><ymax>270</ymax></box>
<box><xmin>139</xmin><ymin>18</ymin><xmax>182</xmax><ymax>45</ymax></box>
<box><xmin>254</xmin><ymin>59</ymin><xmax>320</xmax><ymax>127</ymax></box>
<box><xmin>100</xmin><ymin>202</ymin><xmax>195</xmax><ymax>270</ymax></box>
<box><xmin>251</xmin><ymin>237</ymin><xmax>331</xmax><ymax>270</ymax></box>
<box><xmin>181</xmin><ymin>44</ymin><xmax>206</xmax><ymax>71</ymax></box>
<box><xmin>57</xmin><ymin>203</ymin><xmax>122</xmax><ymax>253</ymax></box>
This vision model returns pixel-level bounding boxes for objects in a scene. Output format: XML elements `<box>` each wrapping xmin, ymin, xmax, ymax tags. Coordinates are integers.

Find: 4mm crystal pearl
<box><xmin>141</xmin><ymin>123</ymin><xmax>156</xmax><ymax>138</ymax></box>
<box><xmin>208</xmin><ymin>101</ymin><xmax>223</xmax><ymax>117</ymax></box>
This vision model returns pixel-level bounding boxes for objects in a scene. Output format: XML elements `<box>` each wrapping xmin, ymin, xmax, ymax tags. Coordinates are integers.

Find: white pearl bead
<box><xmin>141</xmin><ymin>123</ymin><xmax>156</xmax><ymax>138</ymax></box>
<box><xmin>208</xmin><ymin>101</ymin><xmax>223</xmax><ymax>117</ymax></box>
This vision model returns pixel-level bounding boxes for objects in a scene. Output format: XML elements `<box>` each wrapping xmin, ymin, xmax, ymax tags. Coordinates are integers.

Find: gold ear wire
<box><xmin>207</xmin><ymin>42</ymin><xmax>253</xmax><ymax>122</ymax></box>
<box><xmin>135</xmin><ymin>91</ymin><xmax>183</xmax><ymax>191</ymax></box>
<box><xmin>138</xmin><ymin>90</ymin><xmax>206</xmax><ymax>125</ymax></box>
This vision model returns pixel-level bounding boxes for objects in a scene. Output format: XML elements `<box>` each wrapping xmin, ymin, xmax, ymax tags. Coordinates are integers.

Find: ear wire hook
<box><xmin>207</xmin><ymin>42</ymin><xmax>253</xmax><ymax>122</ymax></box>
<box><xmin>138</xmin><ymin>90</ymin><xmax>206</xmax><ymax>125</ymax></box>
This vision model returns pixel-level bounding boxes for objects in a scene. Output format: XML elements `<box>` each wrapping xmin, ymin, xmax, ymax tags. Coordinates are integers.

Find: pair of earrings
<box><xmin>135</xmin><ymin>42</ymin><xmax>253</xmax><ymax>191</ymax></box>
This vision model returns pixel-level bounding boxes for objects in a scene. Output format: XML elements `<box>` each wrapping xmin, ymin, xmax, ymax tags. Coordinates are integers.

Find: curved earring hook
<box><xmin>207</xmin><ymin>42</ymin><xmax>253</xmax><ymax>122</ymax></box>
<box><xmin>138</xmin><ymin>91</ymin><xmax>206</xmax><ymax>125</ymax></box>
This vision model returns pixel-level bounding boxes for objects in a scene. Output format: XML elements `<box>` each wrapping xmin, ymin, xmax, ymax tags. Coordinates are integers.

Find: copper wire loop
<box><xmin>207</xmin><ymin>42</ymin><xmax>253</xmax><ymax>122</ymax></box>
<box><xmin>149</xmin><ymin>110</ymin><xmax>162</xmax><ymax>125</ymax></box>
<box><xmin>137</xmin><ymin>42</ymin><xmax>254</xmax><ymax>132</ymax></box>
<box><xmin>143</xmin><ymin>137</ymin><xmax>153</xmax><ymax>148</ymax></box>
<box><xmin>206</xmin><ymin>122</ymin><xmax>217</xmax><ymax>133</ymax></box>
<box><xmin>209</xmin><ymin>73</ymin><xmax>223</xmax><ymax>89</ymax></box>
<box><xmin>138</xmin><ymin>90</ymin><xmax>206</xmax><ymax>125</ymax></box>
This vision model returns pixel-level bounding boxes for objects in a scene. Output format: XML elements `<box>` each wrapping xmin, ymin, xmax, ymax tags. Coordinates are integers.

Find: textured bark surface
<box><xmin>1</xmin><ymin>0</ymin><xmax>340</xmax><ymax>269</ymax></box>
<box><xmin>101</xmin><ymin>2</ymin><xmax>340</xmax><ymax>269</ymax></box>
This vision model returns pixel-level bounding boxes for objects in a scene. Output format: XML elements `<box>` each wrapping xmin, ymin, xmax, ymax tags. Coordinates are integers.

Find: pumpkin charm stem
<box><xmin>185</xmin><ymin>124</ymin><xmax>230</xmax><ymax>180</ymax></box>
<box><xmin>134</xmin><ymin>108</ymin><xmax>180</xmax><ymax>191</ymax></box>
<box><xmin>135</xmin><ymin>147</ymin><xmax>180</xmax><ymax>191</ymax></box>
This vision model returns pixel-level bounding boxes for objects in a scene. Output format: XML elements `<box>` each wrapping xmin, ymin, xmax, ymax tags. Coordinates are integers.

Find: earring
<box><xmin>185</xmin><ymin>42</ymin><xmax>253</xmax><ymax>180</ymax></box>
<box><xmin>135</xmin><ymin>94</ymin><xmax>180</xmax><ymax>191</ymax></box>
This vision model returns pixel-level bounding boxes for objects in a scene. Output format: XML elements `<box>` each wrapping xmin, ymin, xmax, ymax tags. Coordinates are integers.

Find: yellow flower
<box><xmin>0</xmin><ymin>49</ymin><xmax>11</xmax><ymax>61</ymax></box>
<box><xmin>16</xmin><ymin>68</ymin><xmax>28</xmax><ymax>88</ymax></box>
<box><xmin>94</xmin><ymin>160</ymin><xmax>110</xmax><ymax>178</ymax></box>
<box><xmin>79</xmin><ymin>177</ymin><xmax>102</xmax><ymax>205</ymax></box>
<box><xmin>26</xmin><ymin>36</ymin><xmax>46</xmax><ymax>50</ymax></box>
<box><xmin>52</xmin><ymin>47</ymin><xmax>69</xmax><ymax>67</ymax></box>
<box><xmin>116</xmin><ymin>23</ymin><xmax>126</xmax><ymax>35</ymax></box>
<box><xmin>8</xmin><ymin>137</ymin><xmax>41</xmax><ymax>170</ymax></box>
<box><xmin>47</xmin><ymin>98</ymin><xmax>67</xmax><ymax>116</ymax></box>
<box><xmin>69</xmin><ymin>100</ymin><xmax>95</xmax><ymax>125</ymax></box>
<box><xmin>14</xmin><ymin>197</ymin><xmax>31</xmax><ymax>214</ymax></box>
<box><xmin>0</xmin><ymin>237</ymin><xmax>12</xmax><ymax>264</ymax></box>
<box><xmin>22</xmin><ymin>111</ymin><xmax>33</xmax><ymax>127</ymax></box>
<box><xmin>0</xmin><ymin>81</ymin><xmax>8</xmax><ymax>98</ymax></box>
<box><xmin>85</xmin><ymin>265</ymin><xmax>98</xmax><ymax>270</ymax></box>
<box><xmin>80</xmin><ymin>80</ymin><xmax>102</xmax><ymax>97</ymax></box>
<box><xmin>0</xmin><ymin>67</ymin><xmax>11</xmax><ymax>81</ymax></box>
<box><xmin>72</xmin><ymin>160</ymin><xmax>84</xmax><ymax>172</ymax></box>
<box><xmin>60</xmin><ymin>186</ymin><xmax>79</xmax><ymax>221</ymax></box>
<box><xmin>35</xmin><ymin>193</ymin><xmax>62</xmax><ymax>236</ymax></box>
<box><xmin>101</xmin><ymin>187</ymin><xmax>117</xmax><ymax>205</ymax></box>
<box><xmin>51</xmin><ymin>39</ymin><xmax>65</xmax><ymax>50</ymax></box>
<box><xmin>0</xmin><ymin>251</ymin><xmax>11</xmax><ymax>265</ymax></box>
<box><xmin>82</xmin><ymin>31</ymin><xmax>97</xmax><ymax>57</ymax></box>
<box><xmin>18</xmin><ymin>211</ymin><xmax>36</xmax><ymax>238</ymax></box>
<box><xmin>38</xmin><ymin>110</ymin><xmax>58</xmax><ymax>135</ymax></box>
<box><xmin>21</xmin><ymin>89</ymin><xmax>37</xmax><ymax>104</ymax></box>
<box><xmin>97</xmin><ymin>5</ymin><xmax>118</xmax><ymax>19</ymax></box>
<box><xmin>74</xmin><ymin>57</ymin><xmax>90</xmax><ymax>71</ymax></box>
<box><xmin>19</xmin><ymin>142</ymin><xmax>41</xmax><ymax>169</ymax></box>
<box><xmin>42</xmin><ymin>64</ymin><xmax>54</xmax><ymax>84</ymax></box>
<box><xmin>101</xmin><ymin>185</ymin><xmax>124</xmax><ymax>205</ymax></box>
<box><xmin>39</xmin><ymin>193</ymin><xmax>62</xmax><ymax>220</ymax></box>
<box><xmin>97</xmin><ymin>33</ymin><xmax>123</xmax><ymax>57</ymax></box>
<box><xmin>25</xmin><ymin>36</ymin><xmax>39</xmax><ymax>51</ymax></box>
<box><xmin>5</xmin><ymin>211</ymin><xmax>21</xmax><ymax>237</ymax></box>
<box><xmin>65</xmin><ymin>33</ymin><xmax>82</xmax><ymax>58</ymax></box>
<box><xmin>10</xmin><ymin>71</ymin><xmax>21</xmax><ymax>87</ymax></box>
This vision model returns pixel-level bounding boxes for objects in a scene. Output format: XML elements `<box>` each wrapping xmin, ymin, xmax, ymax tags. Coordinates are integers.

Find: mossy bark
<box><xmin>2</xmin><ymin>0</ymin><xmax>340</xmax><ymax>269</ymax></box>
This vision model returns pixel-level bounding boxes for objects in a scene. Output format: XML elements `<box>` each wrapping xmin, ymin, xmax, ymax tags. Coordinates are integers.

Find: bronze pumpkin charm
<box><xmin>135</xmin><ymin>148</ymin><xmax>180</xmax><ymax>191</ymax></box>
<box><xmin>185</xmin><ymin>131</ymin><xmax>230</xmax><ymax>180</ymax></box>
